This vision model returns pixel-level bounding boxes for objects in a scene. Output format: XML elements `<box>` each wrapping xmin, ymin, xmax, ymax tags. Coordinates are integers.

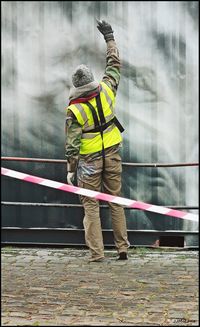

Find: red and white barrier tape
<box><xmin>1</xmin><ymin>167</ymin><xmax>198</xmax><ymax>222</ymax></box>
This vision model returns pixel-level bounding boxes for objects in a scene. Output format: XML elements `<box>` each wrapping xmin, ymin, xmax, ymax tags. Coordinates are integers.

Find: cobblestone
<box><xmin>1</xmin><ymin>247</ymin><xmax>199</xmax><ymax>326</ymax></box>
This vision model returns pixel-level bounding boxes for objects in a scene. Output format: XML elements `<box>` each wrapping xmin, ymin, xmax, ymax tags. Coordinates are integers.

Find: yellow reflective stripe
<box><xmin>79</xmin><ymin>102</ymin><xmax>98</xmax><ymax>127</ymax></box>
<box><xmin>82</xmin><ymin>123</ymin><xmax>115</xmax><ymax>139</ymax></box>
<box><xmin>68</xmin><ymin>104</ymin><xmax>84</xmax><ymax>126</ymax></box>
<box><xmin>100</xmin><ymin>92</ymin><xmax>112</xmax><ymax>113</ymax></box>
<box><xmin>74</xmin><ymin>103</ymin><xmax>89</xmax><ymax>126</ymax></box>
<box><xmin>81</xmin><ymin>133</ymin><xmax>99</xmax><ymax>140</ymax></box>
<box><xmin>106</xmin><ymin>112</ymin><xmax>115</xmax><ymax>122</ymax></box>
<box><xmin>101</xmin><ymin>87</ymin><xmax>114</xmax><ymax>111</ymax></box>
<box><xmin>100</xmin><ymin>81</ymin><xmax>115</xmax><ymax>100</ymax></box>
<box><xmin>100</xmin><ymin>82</ymin><xmax>115</xmax><ymax>113</ymax></box>
<box><xmin>83</xmin><ymin>113</ymin><xmax>115</xmax><ymax>132</ymax></box>
<box><xmin>80</xmin><ymin>126</ymin><xmax>122</xmax><ymax>154</ymax></box>
<box><xmin>83</xmin><ymin>123</ymin><xmax>95</xmax><ymax>132</ymax></box>
<box><xmin>69</xmin><ymin>103</ymin><xmax>91</xmax><ymax>128</ymax></box>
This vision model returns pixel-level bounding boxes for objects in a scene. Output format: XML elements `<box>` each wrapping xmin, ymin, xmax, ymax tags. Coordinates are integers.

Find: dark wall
<box><xmin>1</xmin><ymin>1</ymin><xmax>198</xmax><ymax>232</ymax></box>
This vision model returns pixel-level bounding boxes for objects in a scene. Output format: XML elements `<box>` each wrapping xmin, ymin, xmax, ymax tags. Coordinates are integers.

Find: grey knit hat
<box><xmin>72</xmin><ymin>64</ymin><xmax>94</xmax><ymax>87</ymax></box>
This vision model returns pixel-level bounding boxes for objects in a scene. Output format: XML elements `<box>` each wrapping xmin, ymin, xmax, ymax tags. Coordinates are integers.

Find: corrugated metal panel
<box><xmin>1</xmin><ymin>2</ymin><xmax>198</xmax><ymax>234</ymax></box>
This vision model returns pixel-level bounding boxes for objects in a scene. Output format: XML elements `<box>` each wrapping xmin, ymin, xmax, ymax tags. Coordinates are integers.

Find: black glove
<box><xmin>96</xmin><ymin>19</ymin><xmax>114</xmax><ymax>42</ymax></box>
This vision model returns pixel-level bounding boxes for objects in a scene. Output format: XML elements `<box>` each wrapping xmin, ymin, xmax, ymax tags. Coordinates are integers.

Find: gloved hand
<box><xmin>67</xmin><ymin>172</ymin><xmax>75</xmax><ymax>185</ymax></box>
<box><xmin>96</xmin><ymin>19</ymin><xmax>114</xmax><ymax>42</ymax></box>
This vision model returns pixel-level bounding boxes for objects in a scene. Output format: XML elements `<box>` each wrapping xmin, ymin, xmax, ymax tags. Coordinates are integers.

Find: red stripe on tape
<box><xmin>95</xmin><ymin>193</ymin><xmax>116</xmax><ymax>202</ymax></box>
<box><xmin>24</xmin><ymin>176</ymin><xmax>44</xmax><ymax>184</ymax></box>
<box><xmin>58</xmin><ymin>184</ymin><xmax>78</xmax><ymax>193</ymax></box>
<box><xmin>2</xmin><ymin>168</ymin><xmax>9</xmax><ymax>174</ymax></box>
<box><xmin>131</xmin><ymin>201</ymin><xmax>152</xmax><ymax>210</ymax></box>
<box><xmin>166</xmin><ymin>209</ymin><xmax>187</xmax><ymax>218</ymax></box>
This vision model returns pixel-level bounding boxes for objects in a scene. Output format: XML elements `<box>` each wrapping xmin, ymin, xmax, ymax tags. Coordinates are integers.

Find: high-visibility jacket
<box><xmin>67</xmin><ymin>81</ymin><xmax>122</xmax><ymax>155</ymax></box>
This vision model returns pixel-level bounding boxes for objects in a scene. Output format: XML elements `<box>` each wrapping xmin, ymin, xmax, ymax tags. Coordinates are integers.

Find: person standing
<box><xmin>65</xmin><ymin>19</ymin><xmax>130</xmax><ymax>262</ymax></box>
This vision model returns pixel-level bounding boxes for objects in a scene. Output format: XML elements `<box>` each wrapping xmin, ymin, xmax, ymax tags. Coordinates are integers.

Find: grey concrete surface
<box><xmin>1</xmin><ymin>246</ymin><xmax>199</xmax><ymax>326</ymax></box>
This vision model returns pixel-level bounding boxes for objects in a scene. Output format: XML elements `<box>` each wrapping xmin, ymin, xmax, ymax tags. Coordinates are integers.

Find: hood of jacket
<box><xmin>68</xmin><ymin>81</ymin><xmax>100</xmax><ymax>103</ymax></box>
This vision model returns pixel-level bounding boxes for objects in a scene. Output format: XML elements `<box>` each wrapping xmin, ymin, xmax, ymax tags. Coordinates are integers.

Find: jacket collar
<box><xmin>68</xmin><ymin>81</ymin><xmax>100</xmax><ymax>105</ymax></box>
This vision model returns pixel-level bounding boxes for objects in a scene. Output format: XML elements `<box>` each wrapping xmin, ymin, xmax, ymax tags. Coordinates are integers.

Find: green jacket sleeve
<box><xmin>65</xmin><ymin>110</ymin><xmax>82</xmax><ymax>171</ymax></box>
<box><xmin>102</xmin><ymin>40</ymin><xmax>121</xmax><ymax>96</ymax></box>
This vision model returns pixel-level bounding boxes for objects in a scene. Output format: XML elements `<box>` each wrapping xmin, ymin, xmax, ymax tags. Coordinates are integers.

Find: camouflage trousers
<box><xmin>77</xmin><ymin>150</ymin><xmax>130</xmax><ymax>260</ymax></box>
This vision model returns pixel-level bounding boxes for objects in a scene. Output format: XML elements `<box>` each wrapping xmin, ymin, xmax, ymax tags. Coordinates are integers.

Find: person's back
<box><xmin>65</xmin><ymin>20</ymin><xmax>130</xmax><ymax>262</ymax></box>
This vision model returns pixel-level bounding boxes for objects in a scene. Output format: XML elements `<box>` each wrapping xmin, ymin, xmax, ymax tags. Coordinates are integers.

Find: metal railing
<box><xmin>1</xmin><ymin>156</ymin><xmax>199</xmax><ymax>167</ymax></box>
<box><xmin>1</xmin><ymin>156</ymin><xmax>199</xmax><ymax>211</ymax></box>
<box><xmin>1</xmin><ymin>156</ymin><xmax>199</xmax><ymax>247</ymax></box>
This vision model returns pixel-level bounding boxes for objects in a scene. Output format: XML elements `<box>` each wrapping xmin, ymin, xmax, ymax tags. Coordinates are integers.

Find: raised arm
<box><xmin>96</xmin><ymin>19</ymin><xmax>121</xmax><ymax>95</ymax></box>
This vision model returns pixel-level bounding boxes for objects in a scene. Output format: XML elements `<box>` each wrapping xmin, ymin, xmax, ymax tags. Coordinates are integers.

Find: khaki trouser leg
<box><xmin>81</xmin><ymin>196</ymin><xmax>104</xmax><ymax>259</ymax></box>
<box><xmin>77</xmin><ymin>150</ymin><xmax>129</xmax><ymax>258</ymax></box>
<box><xmin>103</xmin><ymin>153</ymin><xmax>130</xmax><ymax>253</ymax></box>
<box><xmin>77</xmin><ymin>159</ymin><xmax>104</xmax><ymax>259</ymax></box>
<box><xmin>108</xmin><ymin>203</ymin><xmax>129</xmax><ymax>253</ymax></box>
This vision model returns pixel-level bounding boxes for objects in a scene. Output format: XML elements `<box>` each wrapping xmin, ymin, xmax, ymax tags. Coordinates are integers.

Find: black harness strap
<box><xmin>84</xmin><ymin>93</ymin><xmax>125</xmax><ymax>172</ymax></box>
<box><xmin>96</xmin><ymin>93</ymin><xmax>106</xmax><ymax>125</ymax></box>
<box><xmin>83</xmin><ymin>116</ymin><xmax>124</xmax><ymax>134</ymax></box>
<box><xmin>84</xmin><ymin>101</ymin><xmax>100</xmax><ymax>129</ymax></box>
<box><xmin>84</xmin><ymin>96</ymin><xmax>106</xmax><ymax>170</ymax></box>
<box><xmin>96</xmin><ymin>93</ymin><xmax>125</xmax><ymax>133</ymax></box>
<box><xmin>96</xmin><ymin>95</ymin><xmax>106</xmax><ymax>171</ymax></box>
<box><xmin>113</xmin><ymin>117</ymin><xmax>125</xmax><ymax>133</ymax></box>
<box><xmin>84</xmin><ymin>117</ymin><xmax>114</xmax><ymax>133</ymax></box>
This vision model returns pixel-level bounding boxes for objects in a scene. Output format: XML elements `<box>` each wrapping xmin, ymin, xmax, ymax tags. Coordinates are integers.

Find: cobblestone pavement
<box><xmin>1</xmin><ymin>247</ymin><xmax>199</xmax><ymax>326</ymax></box>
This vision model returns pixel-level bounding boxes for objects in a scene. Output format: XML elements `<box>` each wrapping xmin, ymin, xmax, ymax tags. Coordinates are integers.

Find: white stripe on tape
<box><xmin>149</xmin><ymin>205</ymin><xmax>170</xmax><ymax>215</ymax></box>
<box><xmin>40</xmin><ymin>180</ymin><xmax>63</xmax><ymax>189</ymax></box>
<box><xmin>75</xmin><ymin>188</ymin><xmax>98</xmax><ymax>197</ymax></box>
<box><xmin>183</xmin><ymin>213</ymin><xmax>198</xmax><ymax>222</ymax></box>
<box><xmin>114</xmin><ymin>197</ymin><xmax>135</xmax><ymax>206</ymax></box>
<box><xmin>5</xmin><ymin>170</ymin><xmax>28</xmax><ymax>180</ymax></box>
